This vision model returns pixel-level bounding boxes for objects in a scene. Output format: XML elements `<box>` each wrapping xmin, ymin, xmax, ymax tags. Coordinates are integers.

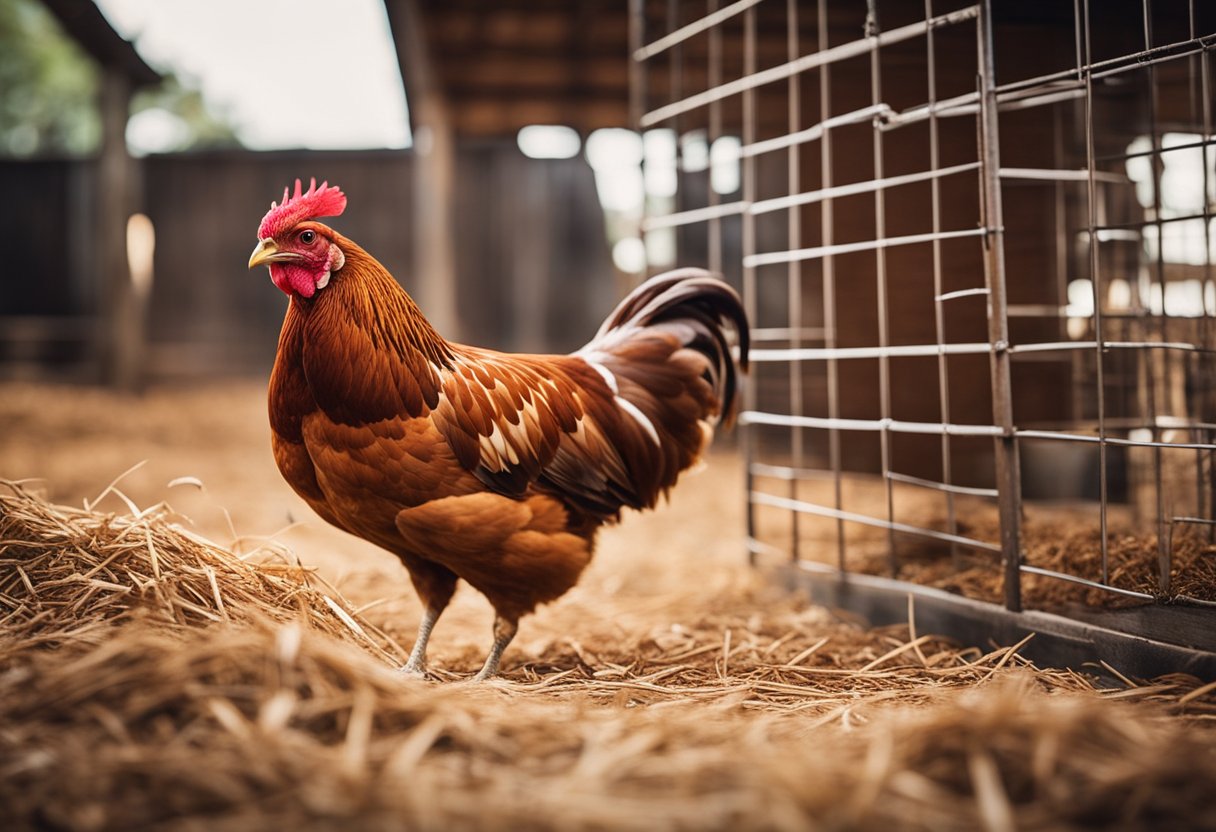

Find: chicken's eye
<box><xmin>299</xmin><ymin>230</ymin><xmax>316</xmax><ymax>244</ymax></box>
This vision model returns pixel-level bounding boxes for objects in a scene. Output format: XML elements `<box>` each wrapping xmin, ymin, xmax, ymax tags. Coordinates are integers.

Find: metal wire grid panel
<box><xmin>631</xmin><ymin>0</ymin><xmax>1216</xmax><ymax>624</ymax></box>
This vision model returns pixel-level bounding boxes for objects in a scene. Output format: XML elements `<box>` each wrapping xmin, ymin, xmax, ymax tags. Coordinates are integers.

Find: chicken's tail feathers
<box><xmin>536</xmin><ymin>269</ymin><xmax>749</xmax><ymax>516</ymax></box>
<box><xmin>588</xmin><ymin>268</ymin><xmax>750</xmax><ymax>424</ymax></box>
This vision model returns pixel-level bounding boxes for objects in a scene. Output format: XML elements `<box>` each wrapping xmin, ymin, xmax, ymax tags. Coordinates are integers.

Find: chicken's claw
<box><xmin>399</xmin><ymin>664</ymin><xmax>429</xmax><ymax>681</ymax></box>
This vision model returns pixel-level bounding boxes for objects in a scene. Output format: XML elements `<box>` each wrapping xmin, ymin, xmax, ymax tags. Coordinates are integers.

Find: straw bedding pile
<box><xmin>6</xmin><ymin>621</ymin><xmax>1216</xmax><ymax>831</ymax></box>
<box><xmin>887</xmin><ymin>516</ymin><xmax>1216</xmax><ymax>608</ymax></box>
<box><xmin>756</xmin><ymin>476</ymin><xmax>1216</xmax><ymax>607</ymax></box>
<box><xmin>4</xmin><ymin>482</ymin><xmax>1216</xmax><ymax>830</ymax></box>
<box><xmin>0</xmin><ymin>480</ymin><xmax>402</xmax><ymax>662</ymax></box>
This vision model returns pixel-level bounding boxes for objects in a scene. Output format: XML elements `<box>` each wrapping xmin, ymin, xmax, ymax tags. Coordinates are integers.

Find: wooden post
<box><xmin>97</xmin><ymin>68</ymin><xmax>145</xmax><ymax>390</ymax></box>
<box><xmin>391</xmin><ymin>0</ymin><xmax>461</xmax><ymax>340</ymax></box>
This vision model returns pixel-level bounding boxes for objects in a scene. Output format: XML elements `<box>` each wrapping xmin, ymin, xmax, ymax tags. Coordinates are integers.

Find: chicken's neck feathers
<box><xmin>304</xmin><ymin>236</ymin><xmax>455</xmax><ymax>371</ymax></box>
<box><xmin>273</xmin><ymin>235</ymin><xmax>463</xmax><ymax>425</ymax></box>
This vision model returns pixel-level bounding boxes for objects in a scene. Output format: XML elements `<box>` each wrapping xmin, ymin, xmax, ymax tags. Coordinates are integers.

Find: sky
<box><xmin>95</xmin><ymin>0</ymin><xmax>411</xmax><ymax>151</ymax></box>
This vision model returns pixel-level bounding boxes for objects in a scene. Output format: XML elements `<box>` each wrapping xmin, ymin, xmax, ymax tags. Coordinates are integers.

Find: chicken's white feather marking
<box><xmin>478</xmin><ymin>433</ymin><xmax>504</xmax><ymax>471</ymax></box>
<box><xmin>584</xmin><ymin>359</ymin><xmax>619</xmax><ymax>395</ymax></box>
<box><xmin>488</xmin><ymin>423</ymin><xmax>509</xmax><ymax>460</ymax></box>
<box><xmin>615</xmin><ymin>396</ymin><xmax>662</xmax><ymax>447</ymax></box>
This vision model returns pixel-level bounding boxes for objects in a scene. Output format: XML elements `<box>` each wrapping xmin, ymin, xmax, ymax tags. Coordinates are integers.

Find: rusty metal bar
<box><xmin>751</xmin><ymin>161</ymin><xmax>981</xmax><ymax>214</ymax></box>
<box><xmin>749</xmin><ymin>343</ymin><xmax>992</xmax><ymax>361</ymax></box>
<box><xmin>886</xmin><ymin>470</ymin><xmax>1000</xmax><ymax>499</ymax></box>
<box><xmin>667</xmin><ymin>0</ymin><xmax>685</xmax><ymax>236</ymax></box>
<box><xmin>742</xmin><ymin>410</ymin><xmax>1216</xmax><ymax>452</ymax></box>
<box><xmin>1193</xmin><ymin>0</ymin><xmax>1216</xmax><ymax>538</ymax></box>
<box><xmin>1140</xmin><ymin>0</ymin><xmax>1171</xmax><ymax>597</ymax></box>
<box><xmin>746</xmin><ymin>227</ymin><xmax>986</xmax><ymax>267</ymax></box>
<box><xmin>742</xmin><ymin>411</ymin><xmax>1005</xmax><ymax>437</ymax></box>
<box><xmin>925</xmin><ymin>0</ymin><xmax>959</xmax><ymax>565</ymax></box>
<box><xmin>981</xmin><ymin>31</ymin><xmax>1216</xmax><ymax>97</ymax></box>
<box><xmin>747</xmin><ymin>339</ymin><xmax>1216</xmax><ymax>363</ymax></box>
<box><xmin>740</xmin><ymin>104</ymin><xmax>892</xmax><ymax>158</ymax></box>
<box><xmin>865</xmin><ymin>0</ymin><xmax>898</xmax><ymax>575</ymax></box>
<box><xmin>976</xmin><ymin>0</ymin><xmax>1022</xmax><ymax>612</ymax></box>
<box><xmin>1017</xmin><ymin>431</ymin><xmax>1216</xmax><ymax>453</ymax></box>
<box><xmin>741</xmin><ymin>2</ymin><xmax>758</xmax><ymax>564</ymax></box>
<box><xmin>818</xmin><ymin>0</ymin><xmax>845</xmax><ymax>571</ymax></box>
<box><xmin>642</xmin><ymin>200</ymin><xmax>748</xmax><ymax>231</ymax></box>
<box><xmin>1017</xmin><ymin>565</ymin><xmax>1157</xmax><ymax>602</ymax></box>
<box><xmin>633</xmin><ymin>0</ymin><xmax>764</xmax><ymax>62</ymax></box>
<box><xmin>1101</xmin><ymin>135</ymin><xmax>1216</xmax><ymax>164</ymax></box>
<box><xmin>1080</xmin><ymin>0</ymin><xmax>1111</xmax><ymax>584</ymax></box>
<box><xmin>752</xmin><ymin>326</ymin><xmax>829</xmax><ymax>342</ymax></box>
<box><xmin>750</xmin><ymin>490</ymin><xmax>1002</xmax><ymax>554</ymax></box>
<box><xmin>707</xmin><ymin>0</ymin><xmax>724</xmax><ymax>276</ymax></box>
<box><xmin>786</xmin><ymin>0</ymin><xmax>804</xmax><ymax>564</ymax></box>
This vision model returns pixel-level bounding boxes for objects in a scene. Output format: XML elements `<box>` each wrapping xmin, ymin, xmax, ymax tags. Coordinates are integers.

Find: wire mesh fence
<box><xmin>631</xmin><ymin>0</ymin><xmax>1216</xmax><ymax>642</ymax></box>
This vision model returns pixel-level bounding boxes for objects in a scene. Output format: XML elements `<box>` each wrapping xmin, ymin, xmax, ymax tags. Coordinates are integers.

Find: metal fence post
<box><xmin>976</xmin><ymin>0</ymin><xmax>1023</xmax><ymax>612</ymax></box>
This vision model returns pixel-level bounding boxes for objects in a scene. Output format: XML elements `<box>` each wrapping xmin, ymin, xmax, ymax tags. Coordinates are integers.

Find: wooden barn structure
<box><xmin>0</xmin><ymin>0</ymin><xmax>160</xmax><ymax>389</ymax></box>
<box><xmin>1</xmin><ymin>0</ymin><xmax>631</xmax><ymax>385</ymax></box>
<box><xmin>632</xmin><ymin>0</ymin><xmax>1216</xmax><ymax>677</ymax></box>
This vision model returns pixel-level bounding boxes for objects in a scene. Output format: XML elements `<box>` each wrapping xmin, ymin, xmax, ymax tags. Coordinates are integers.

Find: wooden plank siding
<box><xmin>0</xmin><ymin>159</ymin><xmax>100</xmax><ymax>377</ymax></box>
<box><xmin>0</xmin><ymin>144</ymin><xmax>616</xmax><ymax>381</ymax></box>
<box><xmin>141</xmin><ymin>150</ymin><xmax>416</xmax><ymax>377</ymax></box>
<box><xmin>452</xmin><ymin>140</ymin><xmax>617</xmax><ymax>355</ymax></box>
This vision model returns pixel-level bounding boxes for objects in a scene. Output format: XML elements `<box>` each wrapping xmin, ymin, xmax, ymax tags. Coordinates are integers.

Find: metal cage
<box><xmin>631</xmin><ymin>0</ymin><xmax>1216</xmax><ymax>676</ymax></box>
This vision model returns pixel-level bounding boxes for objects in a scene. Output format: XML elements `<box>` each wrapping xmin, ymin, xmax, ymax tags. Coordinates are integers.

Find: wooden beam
<box><xmin>448</xmin><ymin>99</ymin><xmax>630</xmax><ymax>136</ymax></box>
<box><xmin>385</xmin><ymin>0</ymin><xmax>461</xmax><ymax>338</ymax></box>
<box><xmin>424</xmin><ymin>0</ymin><xmax>618</xmax><ymax>13</ymax></box>
<box><xmin>41</xmin><ymin>0</ymin><xmax>160</xmax><ymax>88</ymax></box>
<box><xmin>437</xmin><ymin>56</ymin><xmax>628</xmax><ymax>88</ymax></box>
<box><xmin>97</xmin><ymin>69</ymin><xmax>145</xmax><ymax>390</ymax></box>
<box><xmin>443</xmin><ymin>83</ymin><xmax>629</xmax><ymax>101</ymax></box>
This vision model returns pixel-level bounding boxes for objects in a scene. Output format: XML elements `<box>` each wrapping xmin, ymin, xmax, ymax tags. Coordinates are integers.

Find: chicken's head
<box><xmin>248</xmin><ymin>178</ymin><xmax>347</xmax><ymax>298</ymax></box>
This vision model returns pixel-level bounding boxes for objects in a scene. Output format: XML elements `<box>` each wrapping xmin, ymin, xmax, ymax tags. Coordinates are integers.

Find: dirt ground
<box><xmin>3</xmin><ymin>380</ymin><xmax>1216</xmax><ymax>830</ymax></box>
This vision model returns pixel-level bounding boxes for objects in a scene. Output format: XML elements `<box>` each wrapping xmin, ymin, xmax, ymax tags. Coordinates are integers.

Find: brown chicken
<box><xmin>248</xmin><ymin>179</ymin><xmax>749</xmax><ymax>680</ymax></box>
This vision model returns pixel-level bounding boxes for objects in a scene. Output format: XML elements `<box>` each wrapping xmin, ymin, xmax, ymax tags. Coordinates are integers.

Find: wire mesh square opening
<box><xmin>632</xmin><ymin>0</ymin><xmax>1216</xmax><ymax>660</ymax></box>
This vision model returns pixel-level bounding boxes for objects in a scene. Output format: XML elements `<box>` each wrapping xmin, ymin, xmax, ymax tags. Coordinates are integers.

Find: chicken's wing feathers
<box><xmin>428</xmin><ymin>350</ymin><xmax>645</xmax><ymax>517</ymax></box>
<box><xmin>427</xmin><ymin>270</ymin><xmax>746</xmax><ymax>523</ymax></box>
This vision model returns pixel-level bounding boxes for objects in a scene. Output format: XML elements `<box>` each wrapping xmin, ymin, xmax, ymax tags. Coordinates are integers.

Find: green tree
<box><xmin>0</xmin><ymin>0</ymin><xmax>239</xmax><ymax>158</ymax></box>
<box><xmin>129</xmin><ymin>73</ymin><xmax>240</xmax><ymax>155</ymax></box>
<box><xmin>0</xmin><ymin>0</ymin><xmax>100</xmax><ymax>156</ymax></box>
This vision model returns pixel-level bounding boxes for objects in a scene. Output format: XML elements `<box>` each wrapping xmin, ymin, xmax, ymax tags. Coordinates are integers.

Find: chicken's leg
<box><xmin>470</xmin><ymin>615</ymin><xmax>518</xmax><ymax>682</ymax></box>
<box><xmin>401</xmin><ymin>605</ymin><xmax>442</xmax><ymax>678</ymax></box>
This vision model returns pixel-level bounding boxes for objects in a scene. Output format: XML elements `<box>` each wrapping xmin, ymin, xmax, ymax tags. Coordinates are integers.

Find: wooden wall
<box><xmin>0</xmin><ymin>160</ymin><xmax>99</xmax><ymax>373</ymax></box>
<box><xmin>140</xmin><ymin>150</ymin><xmax>416</xmax><ymax>377</ymax></box>
<box><xmin>0</xmin><ymin>144</ymin><xmax>617</xmax><ymax>380</ymax></box>
<box><xmin>453</xmin><ymin>140</ymin><xmax>618</xmax><ymax>355</ymax></box>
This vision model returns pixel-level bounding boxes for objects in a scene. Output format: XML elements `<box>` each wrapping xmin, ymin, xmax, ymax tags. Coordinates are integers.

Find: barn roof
<box><xmin>384</xmin><ymin>0</ymin><xmax>630</xmax><ymax>138</ymax></box>
<box><xmin>378</xmin><ymin>0</ymin><xmax>892</xmax><ymax>139</ymax></box>
<box><xmin>40</xmin><ymin>0</ymin><xmax>161</xmax><ymax>88</ymax></box>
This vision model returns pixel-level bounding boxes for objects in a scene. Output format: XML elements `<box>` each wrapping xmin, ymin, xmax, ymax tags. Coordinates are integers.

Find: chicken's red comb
<box><xmin>258</xmin><ymin>178</ymin><xmax>347</xmax><ymax>239</ymax></box>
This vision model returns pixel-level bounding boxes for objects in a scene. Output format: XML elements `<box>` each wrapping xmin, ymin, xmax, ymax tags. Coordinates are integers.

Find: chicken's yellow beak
<box><xmin>248</xmin><ymin>238</ymin><xmax>280</xmax><ymax>269</ymax></box>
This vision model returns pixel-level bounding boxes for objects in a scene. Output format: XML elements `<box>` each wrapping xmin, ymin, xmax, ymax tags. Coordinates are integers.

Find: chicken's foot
<box><xmin>470</xmin><ymin>615</ymin><xmax>518</xmax><ymax>682</ymax></box>
<box><xmin>401</xmin><ymin>605</ymin><xmax>442</xmax><ymax>678</ymax></box>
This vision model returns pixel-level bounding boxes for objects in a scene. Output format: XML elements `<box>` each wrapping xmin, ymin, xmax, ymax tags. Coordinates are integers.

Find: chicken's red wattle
<box><xmin>269</xmin><ymin>263</ymin><xmax>321</xmax><ymax>298</ymax></box>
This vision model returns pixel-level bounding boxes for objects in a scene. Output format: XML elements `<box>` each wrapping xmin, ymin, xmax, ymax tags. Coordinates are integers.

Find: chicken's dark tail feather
<box><xmin>590</xmin><ymin>267</ymin><xmax>750</xmax><ymax>426</ymax></box>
